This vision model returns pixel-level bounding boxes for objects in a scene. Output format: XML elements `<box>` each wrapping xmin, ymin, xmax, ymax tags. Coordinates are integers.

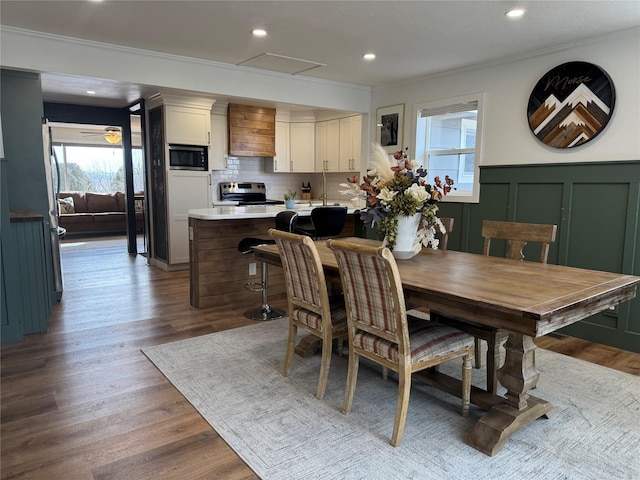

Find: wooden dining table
<box><xmin>253</xmin><ymin>237</ymin><xmax>640</xmax><ymax>456</ymax></box>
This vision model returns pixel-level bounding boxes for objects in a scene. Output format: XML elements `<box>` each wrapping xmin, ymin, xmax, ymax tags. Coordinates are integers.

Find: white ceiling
<box><xmin>2</xmin><ymin>0</ymin><xmax>639</xmax><ymax>108</ymax></box>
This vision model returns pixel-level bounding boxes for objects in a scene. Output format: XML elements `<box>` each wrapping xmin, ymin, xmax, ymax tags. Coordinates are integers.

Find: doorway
<box><xmin>47</xmin><ymin>117</ymin><xmax>147</xmax><ymax>257</ymax></box>
<box><xmin>43</xmin><ymin>101</ymin><xmax>148</xmax><ymax>258</ymax></box>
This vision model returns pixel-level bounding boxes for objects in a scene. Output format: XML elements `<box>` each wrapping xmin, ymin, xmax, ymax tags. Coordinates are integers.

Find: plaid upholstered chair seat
<box><xmin>292</xmin><ymin>295</ymin><xmax>347</xmax><ymax>333</ymax></box>
<box><xmin>353</xmin><ymin>324</ymin><xmax>473</xmax><ymax>365</ymax></box>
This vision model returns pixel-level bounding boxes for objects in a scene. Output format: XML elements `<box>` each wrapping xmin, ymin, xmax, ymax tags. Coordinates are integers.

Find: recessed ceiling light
<box><xmin>252</xmin><ymin>29</ymin><xmax>267</xmax><ymax>37</ymax></box>
<box><xmin>363</xmin><ymin>53</ymin><xmax>376</xmax><ymax>61</ymax></box>
<box><xmin>86</xmin><ymin>90</ymin><xmax>96</xmax><ymax>95</ymax></box>
<box><xmin>505</xmin><ymin>8</ymin><xmax>525</xmax><ymax>18</ymax></box>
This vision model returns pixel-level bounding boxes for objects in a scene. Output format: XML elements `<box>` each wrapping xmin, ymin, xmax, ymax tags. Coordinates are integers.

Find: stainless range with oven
<box><xmin>218</xmin><ymin>182</ymin><xmax>284</xmax><ymax>205</ymax></box>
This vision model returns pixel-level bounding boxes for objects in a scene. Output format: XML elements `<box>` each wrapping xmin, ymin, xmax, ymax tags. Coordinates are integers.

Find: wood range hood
<box><xmin>228</xmin><ymin>103</ymin><xmax>276</xmax><ymax>157</ymax></box>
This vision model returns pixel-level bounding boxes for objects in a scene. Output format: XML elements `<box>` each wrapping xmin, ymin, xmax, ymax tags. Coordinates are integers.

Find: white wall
<box><xmin>372</xmin><ymin>28</ymin><xmax>640</xmax><ymax>166</ymax></box>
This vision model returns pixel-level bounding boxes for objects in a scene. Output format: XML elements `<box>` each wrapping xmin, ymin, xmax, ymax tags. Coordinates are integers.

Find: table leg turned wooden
<box><xmin>466</xmin><ymin>333</ymin><xmax>556</xmax><ymax>456</ymax></box>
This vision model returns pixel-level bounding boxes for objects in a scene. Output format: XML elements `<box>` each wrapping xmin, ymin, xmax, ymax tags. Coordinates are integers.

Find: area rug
<box><xmin>142</xmin><ymin>319</ymin><xmax>640</xmax><ymax>480</ymax></box>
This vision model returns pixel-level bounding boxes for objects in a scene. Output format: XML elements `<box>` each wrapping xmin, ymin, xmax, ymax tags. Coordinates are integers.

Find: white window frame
<box><xmin>411</xmin><ymin>93</ymin><xmax>485</xmax><ymax>203</ymax></box>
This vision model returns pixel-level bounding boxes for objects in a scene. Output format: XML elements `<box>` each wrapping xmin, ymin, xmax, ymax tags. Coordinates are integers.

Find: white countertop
<box><xmin>189</xmin><ymin>202</ymin><xmax>359</xmax><ymax>220</ymax></box>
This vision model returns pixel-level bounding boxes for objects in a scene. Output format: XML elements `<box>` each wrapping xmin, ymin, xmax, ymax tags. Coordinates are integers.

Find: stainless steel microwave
<box><xmin>168</xmin><ymin>145</ymin><xmax>208</xmax><ymax>171</ymax></box>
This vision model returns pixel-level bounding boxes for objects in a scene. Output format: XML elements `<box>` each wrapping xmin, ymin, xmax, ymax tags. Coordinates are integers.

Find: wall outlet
<box><xmin>249</xmin><ymin>262</ymin><xmax>257</xmax><ymax>276</ymax></box>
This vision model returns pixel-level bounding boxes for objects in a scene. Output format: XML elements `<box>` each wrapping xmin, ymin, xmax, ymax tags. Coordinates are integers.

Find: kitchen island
<box><xmin>188</xmin><ymin>204</ymin><xmax>360</xmax><ymax>309</ymax></box>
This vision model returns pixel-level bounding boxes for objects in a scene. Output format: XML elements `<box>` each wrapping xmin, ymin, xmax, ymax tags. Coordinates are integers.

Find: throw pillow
<box><xmin>59</xmin><ymin>197</ymin><xmax>75</xmax><ymax>214</ymax></box>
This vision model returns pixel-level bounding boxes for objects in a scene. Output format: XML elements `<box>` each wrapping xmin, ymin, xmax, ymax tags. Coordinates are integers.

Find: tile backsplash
<box><xmin>212</xmin><ymin>157</ymin><xmax>360</xmax><ymax>203</ymax></box>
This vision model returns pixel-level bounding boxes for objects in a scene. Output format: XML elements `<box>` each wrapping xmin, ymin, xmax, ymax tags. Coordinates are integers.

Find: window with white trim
<box><xmin>413</xmin><ymin>93</ymin><xmax>484</xmax><ymax>203</ymax></box>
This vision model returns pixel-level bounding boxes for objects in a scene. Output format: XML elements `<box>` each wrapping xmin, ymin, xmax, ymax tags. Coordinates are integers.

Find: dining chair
<box><xmin>435</xmin><ymin>216</ymin><xmax>454</xmax><ymax>251</ymax></box>
<box><xmin>328</xmin><ymin>239</ymin><xmax>474</xmax><ymax>447</ymax></box>
<box><xmin>295</xmin><ymin>206</ymin><xmax>348</xmax><ymax>239</ymax></box>
<box><xmin>268</xmin><ymin>229</ymin><xmax>348</xmax><ymax>399</ymax></box>
<box><xmin>432</xmin><ymin>220</ymin><xmax>558</xmax><ymax>394</ymax></box>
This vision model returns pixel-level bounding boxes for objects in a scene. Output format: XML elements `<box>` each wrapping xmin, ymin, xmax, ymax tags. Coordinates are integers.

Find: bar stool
<box><xmin>295</xmin><ymin>206</ymin><xmax>348</xmax><ymax>239</ymax></box>
<box><xmin>238</xmin><ymin>211</ymin><xmax>299</xmax><ymax>321</ymax></box>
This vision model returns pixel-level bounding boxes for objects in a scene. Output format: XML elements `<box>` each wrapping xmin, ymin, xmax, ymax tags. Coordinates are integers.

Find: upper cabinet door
<box><xmin>290</xmin><ymin>122</ymin><xmax>315</xmax><ymax>173</ymax></box>
<box><xmin>165</xmin><ymin>106</ymin><xmax>211</xmax><ymax>146</ymax></box>
<box><xmin>339</xmin><ymin>115</ymin><xmax>362</xmax><ymax>172</ymax></box>
<box><xmin>273</xmin><ymin>121</ymin><xmax>291</xmax><ymax>172</ymax></box>
<box><xmin>210</xmin><ymin>114</ymin><xmax>227</xmax><ymax>170</ymax></box>
<box><xmin>315</xmin><ymin>119</ymin><xmax>340</xmax><ymax>172</ymax></box>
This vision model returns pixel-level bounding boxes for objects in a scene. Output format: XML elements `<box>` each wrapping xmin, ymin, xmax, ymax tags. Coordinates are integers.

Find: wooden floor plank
<box><xmin>1</xmin><ymin>237</ymin><xmax>638</xmax><ymax>479</ymax></box>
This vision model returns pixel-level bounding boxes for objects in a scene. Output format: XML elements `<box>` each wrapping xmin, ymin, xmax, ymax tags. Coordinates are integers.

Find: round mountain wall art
<box><xmin>527</xmin><ymin>61</ymin><xmax>615</xmax><ymax>149</ymax></box>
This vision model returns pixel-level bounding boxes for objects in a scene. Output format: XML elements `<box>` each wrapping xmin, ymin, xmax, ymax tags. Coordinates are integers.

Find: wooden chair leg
<box><xmin>283</xmin><ymin>322</ymin><xmax>297</xmax><ymax>377</ymax></box>
<box><xmin>342</xmin><ymin>349</ymin><xmax>359</xmax><ymax>415</ymax></box>
<box><xmin>316</xmin><ymin>334</ymin><xmax>332</xmax><ymax>399</ymax></box>
<box><xmin>382</xmin><ymin>366</ymin><xmax>388</xmax><ymax>381</ymax></box>
<box><xmin>391</xmin><ymin>366</ymin><xmax>411</xmax><ymax>447</ymax></box>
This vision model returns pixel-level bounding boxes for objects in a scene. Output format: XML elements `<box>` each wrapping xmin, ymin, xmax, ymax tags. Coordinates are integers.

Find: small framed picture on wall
<box><xmin>376</xmin><ymin>104</ymin><xmax>404</xmax><ymax>153</ymax></box>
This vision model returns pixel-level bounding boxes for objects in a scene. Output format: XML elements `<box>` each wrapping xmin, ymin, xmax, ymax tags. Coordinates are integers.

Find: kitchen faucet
<box><xmin>320</xmin><ymin>170</ymin><xmax>328</xmax><ymax>206</ymax></box>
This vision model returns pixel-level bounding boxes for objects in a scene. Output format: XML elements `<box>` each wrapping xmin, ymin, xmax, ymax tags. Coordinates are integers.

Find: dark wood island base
<box><xmin>189</xmin><ymin>213</ymin><xmax>355</xmax><ymax>309</ymax></box>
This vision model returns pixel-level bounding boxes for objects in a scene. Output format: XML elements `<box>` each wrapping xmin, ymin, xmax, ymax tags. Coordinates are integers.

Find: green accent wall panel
<box><xmin>567</xmin><ymin>183</ymin><xmax>628</xmax><ymax>273</ymax></box>
<box><xmin>514</xmin><ymin>183</ymin><xmax>563</xmax><ymax>264</ymax></box>
<box><xmin>467</xmin><ymin>183</ymin><xmax>511</xmax><ymax>255</ymax></box>
<box><xmin>435</xmin><ymin>202</ymin><xmax>467</xmax><ymax>251</ymax></box>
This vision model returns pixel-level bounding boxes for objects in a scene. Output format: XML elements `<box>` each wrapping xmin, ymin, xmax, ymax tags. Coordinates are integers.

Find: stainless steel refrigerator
<box><xmin>42</xmin><ymin>122</ymin><xmax>64</xmax><ymax>301</ymax></box>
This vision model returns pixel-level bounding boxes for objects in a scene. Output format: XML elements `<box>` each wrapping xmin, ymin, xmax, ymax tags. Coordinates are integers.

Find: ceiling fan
<box><xmin>80</xmin><ymin>127</ymin><xmax>122</xmax><ymax>144</ymax></box>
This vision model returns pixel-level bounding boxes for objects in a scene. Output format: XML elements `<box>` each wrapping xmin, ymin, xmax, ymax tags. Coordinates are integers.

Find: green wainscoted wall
<box><xmin>434</xmin><ymin>161</ymin><xmax>640</xmax><ymax>353</ymax></box>
<box><xmin>1</xmin><ymin>69</ymin><xmax>55</xmax><ymax>344</ymax></box>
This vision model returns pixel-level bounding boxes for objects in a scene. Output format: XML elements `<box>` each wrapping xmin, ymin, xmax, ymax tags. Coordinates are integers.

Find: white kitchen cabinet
<box><xmin>166</xmin><ymin>170</ymin><xmax>211</xmax><ymax>264</ymax></box>
<box><xmin>266</xmin><ymin>121</ymin><xmax>291</xmax><ymax>173</ymax></box>
<box><xmin>339</xmin><ymin>115</ymin><xmax>362</xmax><ymax>172</ymax></box>
<box><xmin>210</xmin><ymin>113</ymin><xmax>227</xmax><ymax>170</ymax></box>
<box><xmin>165</xmin><ymin>105</ymin><xmax>211</xmax><ymax>146</ymax></box>
<box><xmin>290</xmin><ymin>122</ymin><xmax>315</xmax><ymax>173</ymax></box>
<box><xmin>315</xmin><ymin>119</ymin><xmax>340</xmax><ymax>172</ymax></box>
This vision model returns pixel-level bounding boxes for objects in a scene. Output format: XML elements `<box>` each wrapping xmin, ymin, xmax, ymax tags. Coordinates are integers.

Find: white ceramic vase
<box><xmin>385</xmin><ymin>213</ymin><xmax>422</xmax><ymax>260</ymax></box>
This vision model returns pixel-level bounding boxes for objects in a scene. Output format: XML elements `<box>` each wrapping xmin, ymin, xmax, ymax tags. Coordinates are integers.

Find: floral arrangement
<box><xmin>357</xmin><ymin>143</ymin><xmax>454</xmax><ymax>250</ymax></box>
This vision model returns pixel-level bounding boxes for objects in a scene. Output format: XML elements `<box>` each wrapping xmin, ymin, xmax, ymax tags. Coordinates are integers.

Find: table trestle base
<box><xmin>467</xmin><ymin>396</ymin><xmax>556</xmax><ymax>456</ymax></box>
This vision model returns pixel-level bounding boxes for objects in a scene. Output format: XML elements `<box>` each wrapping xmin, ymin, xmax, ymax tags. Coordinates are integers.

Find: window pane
<box><xmin>427</xmin><ymin>110</ymin><xmax>477</xmax><ymax>151</ymax></box>
<box><xmin>132</xmin><ymin>148</ymin><xmax>145</xmax><ymax>193</ymax></box>
<box><xmin>53</xmin><ymin>145</ymin><xmax>124</xmax><ymax>193</ymax></box>
<box><xmin>427</xmin><ymin>153</ymin><xmax>473</xmax><ymax>193</ymax></box>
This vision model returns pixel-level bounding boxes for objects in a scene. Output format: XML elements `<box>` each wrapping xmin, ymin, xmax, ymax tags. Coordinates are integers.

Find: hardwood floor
<box><xmin>2</xmin><ymin>240</ymin><xmax>639</xmax><ymax>479</ymax></box>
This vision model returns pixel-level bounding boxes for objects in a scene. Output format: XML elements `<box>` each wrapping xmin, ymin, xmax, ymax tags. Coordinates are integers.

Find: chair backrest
<box><xmin>275</xmin><ymin>210</ymin><xmax>299</xmax><ymax>232</ymax></box>
<box><xmin>328</xmin><ymin>239</ymin><xmax>409</xmax><ymax>349</ymax></box>
<box><xmin>438</xmin><ymin>217</ymin><xmax>454</xmax><ymax>251</ymax></box>
<box><xmin>311</xmin><ymin>206</ymin><xmax>348</xmax><ymax>238</ymax></box>
<box><xmin>269</xmin><ymin>229</ymin><xmax>330</xmax><ymax>316</ymax></box>
<box><xmin>481</xmin><ymin>220</ymin><xmax>557</xmax><ymax>263</ymax></box>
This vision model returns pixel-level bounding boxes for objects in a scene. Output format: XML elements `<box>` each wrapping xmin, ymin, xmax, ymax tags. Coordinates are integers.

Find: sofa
<box><xmin>57</xmin><ymin>191</ymin><xmax>144</xmax><ymax>235</ymax></box>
